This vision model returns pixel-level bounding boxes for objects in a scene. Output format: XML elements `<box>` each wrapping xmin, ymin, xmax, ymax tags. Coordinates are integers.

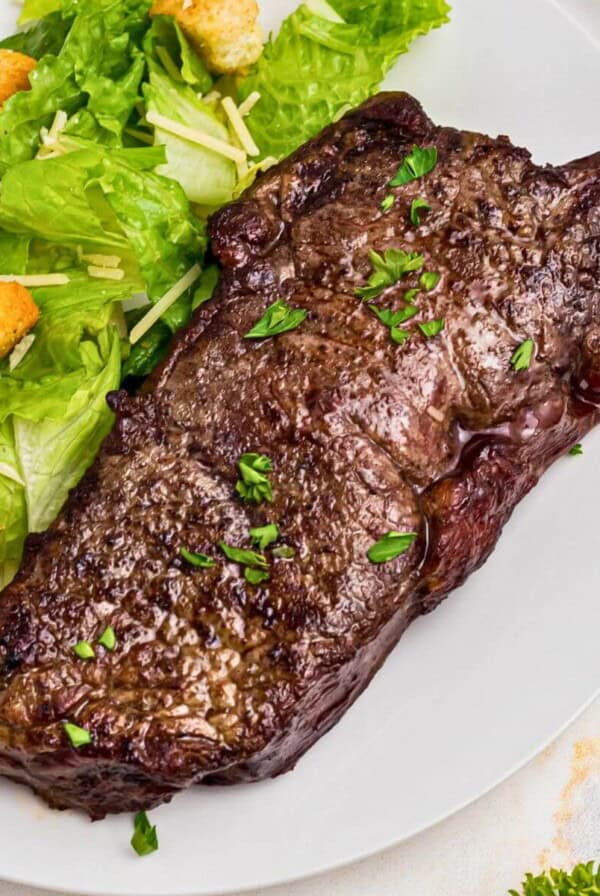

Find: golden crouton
<box><xmin>0</xmin><ymin>49</ymin><xmax>37</xmax><ymax>109</ymax></box>
<box><xmin>0</xmin><ymin>283</ymin><xmax>40</xmax><ymax>360</ymax></box>
<box><xmin>150</xmin><ymin>0</ymin><xmax>263</xmax><ymax>74</ymax></box>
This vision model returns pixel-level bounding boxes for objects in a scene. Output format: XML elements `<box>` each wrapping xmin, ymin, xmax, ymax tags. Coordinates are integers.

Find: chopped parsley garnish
<box><xmin>244</xmin><ymin>567</ymin><xmax>270</xmax><ymax>585</ymax></box>
<box><xmin>390</xmin><ymin>327</ymin><xmax>411</xmax><ymax>345</ymax></box>
<box><xmin>236</xmin><ymin>453</ymin><xmax>273</xmax><ymax>504</ymax></box>
<box><xmin>372</xmin><ymin>305</ymin><xmax>418</xmax><ymax>328</ymax></box>
<box><xmin>367</xmin><ymin>531</ymin><xmax>418</xmax><ymax>564</ymax></box>
<box><xmin>73</xmin><ymin>641</ymin><xmax>95</xmax><ymax>660</ymax></box>
<box><xmin>249</xmin><ymin>523</ymin><xmax>279</xmax><ymax>551</ymax></box>
<box><xmin>419</xmin><ymin>319</ymin><xmax>445</xmax><ymax>338</ymax></box>
<box><xmin>272</xmin><ymin>545</ymin><xmax>296</xmax><ymax>559</ymax></box>
<box><xmin>390</xmin><ymin>146</ymin><xmax>438</xmax><ymax>186</ymax></box>
<box><xmin>180</xmin><ymin>547</ymin><xmax>216</xmax><ymax>568</ymax></box>
<box><xmin>63</xmin><ymin>722</ymin><xmax>92</xmax><ymax>749</ymax></box>
<box><xmin>381</xmin><ymin>194</ymin><xmax>395</xmax><ymax>214</ymax></box>
<box><xmin>219</xmin><ymin>542</ymin><xmax>268</xmax><ymax>570</ymax></box>
<box><xmin>98</xmin><ymin>626</ymin><xmax>116</xmax><ymax>651</ymax></box>
<box><xmin>372</xmin><ymin>304</ymin><xmax>417</xmax><ymax>345</ymax></box>
<box><xmin>245</xmin><ymin>299</ymin><xmax>307</xmax><ymax>340</ymax></box>
<box><xmin>404</xmin><ymin>288</ymin><xmax>419</xmax><ymax>303</ymax></box>
<box><xmin>511</xmin><ymin>338</ymin><xmax>535</xmax><ymax>371</ymax></box>
<box><xmin>410</xmin><ymin>197</ymin><xmax>431</xmax><ymax>226</ymax></box>
<box><xmin>131</xmin><ymin>811</ymin><xmax>159</xmax><ymax>857</ymax></box>
<box><xmin>355</xmin><ymin>249</ymin><xmax>424</xmax><ymax>302</ymax></box>
<box><xmin>220</xmin><ymin>541</ymin><xmax>269</xmax><ymax>586</ymax></box>
<box><xmin>419</xmin><ymin>271</ymin><xmax>441</xmax><ymax>291</ymax></box>
<box><xmin>569</xmin><ymin>443</ymin><xmax>583</xmax><ymax>456</ymax></box>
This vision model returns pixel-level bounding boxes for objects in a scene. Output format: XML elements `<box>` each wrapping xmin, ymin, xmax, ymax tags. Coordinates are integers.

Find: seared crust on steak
<box><xmin>0</xmin><ymin>93</ymin><xmax>598</xmax><ymax>817</ymax></box>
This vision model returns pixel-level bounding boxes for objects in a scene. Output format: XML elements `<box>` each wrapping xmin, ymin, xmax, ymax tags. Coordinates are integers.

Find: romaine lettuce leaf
<box><xmin>143</xmin><ymin>65</ymin><xmax>236</xmax><ymax>207</ymax></box>
<box><xmin>144</xmin><ymin>15</ymin><xmax>212</xmax><ymax>94</ymax></box>
<box><xmin>0</xmin><ymin>11</ymin><xmax>70</xmax><ymax>58</ymax></box>
<box><xmin>14</xmin><ymin>323</ymin><xmax>121</xmax><ymax>533</ymax></box>
<box><xmin>19</xmin><ymin>0</ymin><xmax>64</xmax><ymax>24</ymax></box>
<box><xmin>0</xmin><ymin>422</ymin><xmax>28</xmax><ymax>591</ymax></box>
<box><xmin>0</xmin><ymin>0</ymin><xmax>150</xmax><ymax>175</ymax></box>
<box><xmin>0</xmin><ymin>146</ymin><xmax>204</xmax><ymax>317</ymax></box>
<box><xmin>239</xmin><ymin>0</ymin><xmax>450</xmax><ymax>160</ymax></box>
<box><xmin>0</xmin><ymin>304</ymin><xmax>121</xmax><ymax>588</ymax></box>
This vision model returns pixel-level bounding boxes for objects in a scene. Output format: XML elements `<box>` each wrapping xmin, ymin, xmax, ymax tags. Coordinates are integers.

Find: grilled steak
<box><xmin>0</xmin><ymin>92</ymin><xmax>598</xmax><ymax>818</ymax></box>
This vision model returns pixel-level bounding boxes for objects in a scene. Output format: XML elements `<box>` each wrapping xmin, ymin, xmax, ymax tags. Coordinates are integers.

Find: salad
<box><xmin>0</xmin><ymin>0</ymin><xmax>450</xmax><ymax>592</ymax></box>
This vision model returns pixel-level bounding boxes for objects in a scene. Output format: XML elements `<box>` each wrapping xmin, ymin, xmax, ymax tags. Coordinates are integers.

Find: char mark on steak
<box><xmin>0</xmin><ymin>93</ymin><xmax>598</xmax><ymax>817</ymax></box>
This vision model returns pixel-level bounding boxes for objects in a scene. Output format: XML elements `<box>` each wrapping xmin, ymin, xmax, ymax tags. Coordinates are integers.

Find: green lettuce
<box><xmin>143</xmin><ymin>66</ymin><xmax>236</xmax><ymax>207</ymax></box>
<box><xmin>0</xmin><ymin>11</ymin><xmax>71</xmax><ymax>58</ymax></box>
<box><xmin>0</xmin><ymin>300</ymin><xmax>121</xmax><ymax>586</ymax></box>
<box><xmin>0</xmin><ymin>145</ymin><xmax>204</xmax><ymax>314</ymax></box>
<box><xmin>0</xmin><ymin>422</ymin><xmax>28</xmax><ymax>591</ymax></box>
<box><xmin>239</xmin><ymin>0</ymin><xmax>450</xmax><ymax>160</ymax></box>
<box><xmin>19</xmin><ymin>0</ymin><xmax>64</xmax><ymax>24</ymax></box>
<box><xmin>0</xmin><ymin>0</ymin><xmax>150</xmax><ymax>175</ymax></box>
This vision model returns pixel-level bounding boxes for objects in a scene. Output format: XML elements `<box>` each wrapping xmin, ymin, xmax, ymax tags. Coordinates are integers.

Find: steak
<box><xmin>0</xmin><ymin>92</ymin><xmax>598</xmax><ymax>818</ymax></box>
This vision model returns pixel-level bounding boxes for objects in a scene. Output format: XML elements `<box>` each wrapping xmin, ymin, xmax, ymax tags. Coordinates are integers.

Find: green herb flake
<box><xmin>131</xmin><ymin>811</ymin><xmax>159</xmax><ymax>858</ymax></box>
<box><xmin>509</xmin><ymin>861</ymin><xmax>600</xmax><ymax>896</ymax></box>
<box><xmin>404</xmin><ymin>288</ymin><xmax>420</xmax><ymax>303</ymax></box>
<box><xmin>367</xmin><ymin>531</ymin><xmax>418</xmax><ymax>564</ymax></box>
<box><xmin>219</xmin><ymin>541</ymin><xmax>268</xmax><ymax>570</ymax></box>
<box><xmin>236</xmin><ymin>453</ymin><xmax>274</xmax><ymax>504</ymax></box>
<box><xmin>390</xmin><ymin>327</ymin><xmax>411</xmax><ymax>345</ymax></box>
<box><xmin>272</xmin><ymin>545</ymin><xmax>296</xmax><ymax>559</ymax></box>
<box><xmin>419</xmin><ymin>271</ymin><xmax>441</xmax><ymax>291</ymax></box>
<box><xmin>356</xmin><ymin>249</ymin><xmax>424</xmax><ymax>302</ymax></box>
<box><xmin>63</xmin><ymin>722</ymin><xmax>92</xmax><ymax>749</ymax></box>
<box><xmin>244</xmin><ymin>567</ymin><xmax>270</xmax><ymax>585</ymax></box>
<box><xmin>372</xmin><ymin>305</ymin><xmax>418</xmax><ymax>328</ymax></box>
<box><xmin>410</xmin><ymin>197</ymin><xmax>431</xmax><ymax>226</ymax></box>
<box><xmin>73</xmin><ymin>641</ymin><xmax>95</xmax><ymax>660</ymax></box>
<box><xmin>245</xmin><ymin>299</ymin><xmax>307</xmax><ymax>340</ymax></box>
<box><xmin>390</xmin><ymin>146</ymin><xmax>438</xmax><ymax>186</ymax></box>
<box><xmin>511</xmin><ymin>338</ymin><xmax>535</xmax><ymax>371</ymax></box>
<box><xmin>98</xmin><ymin>626</ymin><xmax>117</xmax><ymax>652</ymax></box>
<box><xmin>249</xmin><ymin>523</ymin><xmax>279</xmax><ymax>551</ymax></box>
<box><xmin>569</xmin><ymin>443</ymin><xmax>583</xmax><ymax>456</ymax></box>
<box><xmin>180</xmin><ymin>547</ymin><xmax>216</xmax><ymax>568</ymax></box>
<box><xmin>380</xmin><ymin>194</ymin><xmax>395</xmax><ymax>214</ymax></box>
<box><xmin>419</xmin><ymin>319</ymin><xmax>445</xmax><ymax>338</ymax></box>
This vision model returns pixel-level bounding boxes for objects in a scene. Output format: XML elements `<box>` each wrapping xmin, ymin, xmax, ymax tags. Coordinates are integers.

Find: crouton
<box><xmin>150</xmin><ymin>0</ymin><xmax>263</xmax><ymax>75</ymax></box>
<box><xmin>0</xmin><ymin>49</ymin><xmax>37</xmax><ymax>109</ymax></box>
<box><xmin>0</xmin><ymin>283</ymin><xmax>40</xmax><ymax>360</ymax></box>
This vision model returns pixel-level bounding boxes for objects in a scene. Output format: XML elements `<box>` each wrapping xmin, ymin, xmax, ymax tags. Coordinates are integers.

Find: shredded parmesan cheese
<box><xmin>201</xmin><ymin>90</ymin><xmax>222</xmax><ymax>105</ymax></box>
<box><xmin>146</xmin><ymin>111</ymin><xmax>246</xmax><ymax>164</ymax></box>
<box><xmin>9</xmin><ymin>333</ymin><xmax>35</xmax><ymax>371</ymax></box>
<box><xmin>48</xmin><ymin>109</ymin><xmax>68</xmax><ymax>142</ymax></box>
<box><xmin>87</xmin><ymin>266</ymin><xmax>125</xmax><ymax>281</ymax></box>
<box><xmin>237</xmin><ymin>91</ymin><xmax>261</xmax><ymax>118</ymax></box>
<box><xmin>82</xmin><ymin>254</ymin><xmax>122</xmax><ymax>269</ymax></box>
<box><xmin>0</xmin><ymin>274</ymin><xmax>69</xmax><ymax>287</ymax></box>
<box><xmin>221</xmin><ymin>96</ymin><xmax>259</xmax><ymax>158</ymax></box>
<box><xmin>182</xmin><ymin>0</ymin><xmax>193</xmax><ymax>9</ymax></box>
<box><xmin>37</xmin><ymin>110</ymin><xmax>68</xmax><ymax>159</ymax></box>
<box><xmin>130</xmin><ymin>264</ymin><xmax>202</xmax><ymax>345</ymax></box>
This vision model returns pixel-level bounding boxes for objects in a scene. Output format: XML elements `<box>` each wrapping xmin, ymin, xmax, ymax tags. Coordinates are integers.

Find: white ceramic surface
<box><xmin>0</xmin><ymin>1</ymin><xmax>599</xmax><ymax>895</ymax></box>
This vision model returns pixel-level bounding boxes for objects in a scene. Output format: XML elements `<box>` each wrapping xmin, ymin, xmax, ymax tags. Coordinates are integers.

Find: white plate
<box><xmin>1</xmin><ymin>1</ymin><xmax>600</xmax><ymax>894</ymax></box>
